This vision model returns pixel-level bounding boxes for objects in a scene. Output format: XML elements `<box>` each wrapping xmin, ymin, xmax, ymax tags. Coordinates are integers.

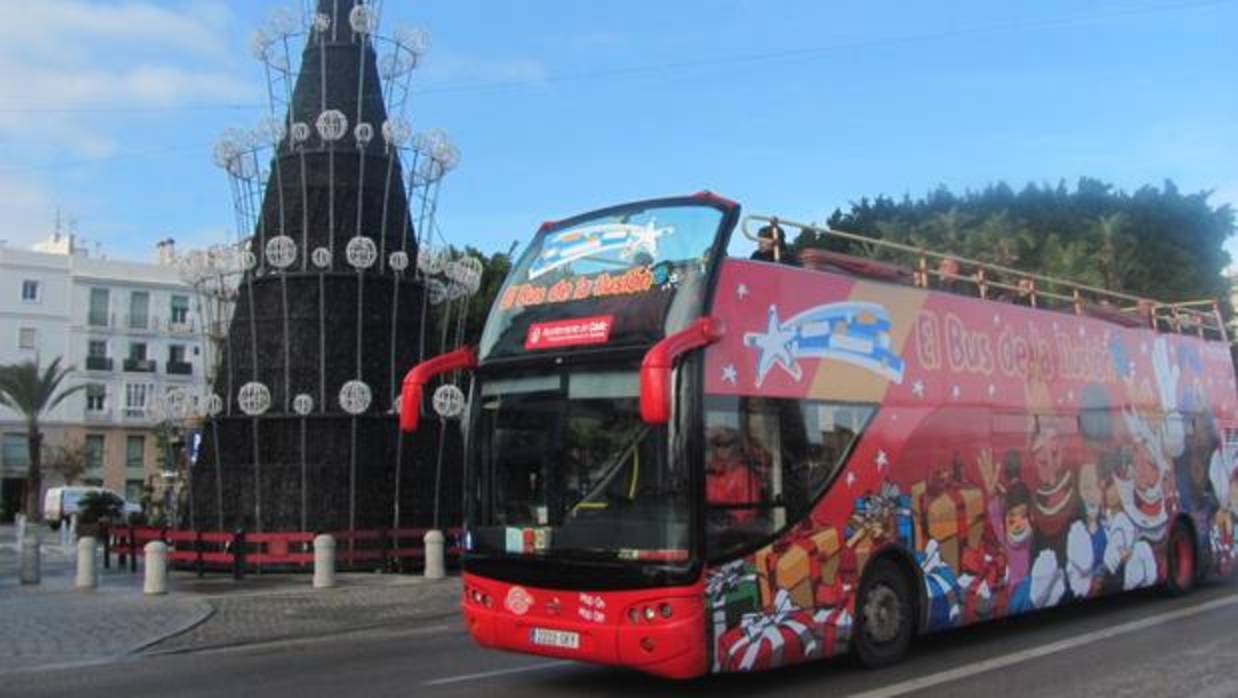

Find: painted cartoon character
<box><xmin>1066</xmin><ymin>460</ymin><xmax>1110</xmax><ymax>597</ymax></box>
<box><xmin>1029</xmin><ymin>417</ymin><xmax>1080</xmax><ymax>561</ymax></box>
<box><xmin>977</xmin><ymin>449</ymin><xmax>1032</xmax><ymax>608</ymax></box>
<box><xmin>1104</xmin><ymin>417</ymin><xmax>1169</xmax><ymax>590</ymax></box>
<box><xmin>1209</xmin><ymin>454</ymin><xmax>1237</xmax><ymax>572</ymax></box>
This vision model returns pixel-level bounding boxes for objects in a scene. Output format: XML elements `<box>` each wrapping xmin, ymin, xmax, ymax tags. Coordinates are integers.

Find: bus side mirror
<box><xmin>399</xmin><ymin>346</ymin><xmax>478</xmax><ymax>432</ymax></box>
<box><xmin>640</xmin><ymin>317</ymin><xmax>724</xmax><ymax>424</ymax></box>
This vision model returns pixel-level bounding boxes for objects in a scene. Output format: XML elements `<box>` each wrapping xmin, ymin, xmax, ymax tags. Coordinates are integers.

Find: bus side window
<box><xmin>704</xmin><ymin>396</ymin><xmax>874</xmax><ymax>560</ymax></box>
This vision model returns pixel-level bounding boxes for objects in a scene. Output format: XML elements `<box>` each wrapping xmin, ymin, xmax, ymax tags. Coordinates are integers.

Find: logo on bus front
<box><xmin>505</xmin><ymin>586</ymin><xmax>534</xmax><ymax>615</ymax></box>
<box><xmin>525</xmin><ymin>315</ymin><xmax>615</xmax><ymax>350</ymax></box>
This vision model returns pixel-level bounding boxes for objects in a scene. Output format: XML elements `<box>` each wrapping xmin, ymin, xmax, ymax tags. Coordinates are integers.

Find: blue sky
<box><xmin>1</xmin><ymin>0</ymin><xmax>1235</xmax><ymax>267</ymax></box>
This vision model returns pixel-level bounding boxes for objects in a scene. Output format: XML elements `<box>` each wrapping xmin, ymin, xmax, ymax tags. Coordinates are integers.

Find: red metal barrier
<box><xmin>107</xmin><ymin>526</ymin><xmax>462</xmax><ymax>575</ymax></box>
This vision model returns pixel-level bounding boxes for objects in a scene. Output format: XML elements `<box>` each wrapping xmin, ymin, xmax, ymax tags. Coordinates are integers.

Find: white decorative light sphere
<box><xmin>265</xmin><ymin>235</ymin><xmax>297</xmax><ymax>269</ymax></box>
<box><xmin>311</xmin><ymin>246</ymin><xmax>332</xmax><ymax>269</ymax></box>
<box><xmin>250</xmin><ymin>30</ymin><xmax>272</xmax><ymax>61</ymax></box>
<box><xmin>447</xmin><ymin>282</ymin><xmax>469</xmax><ymax>301</ymax></box>
<box><xmin>338</xmin><ymin>380</ymin><xmax>372</xmax><ymax>415</ymax></box>
<box><xmin>381</xmin><ymin>118</ymin><xmax>412</xmax><ymax>146</ymax></box>
<box><xmin>354</xmin><ymin>122</ymin><xmax>374</xmax><ymax>146</ymax></box>
<box><xmin>392</xmin><ymin>392</ymin><xmax>403</xmax><ymax>415</ymax></box>
<box><xmin>417</xmin><ymin>246</ymin><xmax>446</xmax><ymax>275</ymax></box>
<box><xmin>433</xmin><ymin>384</ymin><xmax>466</xmax><ymax>419</ymax></box>
<box><xmin>426</xmin><ymin>278</ymin><xmax>447</xmax><ymax>306</ymax></box>
<box><xmin>378</xmin><ymin>52</ymin><xmax>415</xmax><ymax>80</ymax></box>
<box><xmin>292</xmin><ymin>393</ymin><xmax>314</xmax><ymax>416</ymax></box>
<box><xmin>346</xmin><ymin>236</ymin><xmax>377</xmax><ymax>269</ymax></box>
<box><xmin>266</xmin><ymin>7</ymin><xmax>298</xmax><ymax>36</ymax></box>
<box><xmin>446</xmin><ymin>256</ymin><xmax>484</xmax><ymax>294</ymax></box>
<box><xmin>312</xmin><ymin>12</ymin><xmax>332</xmax><ymax>33</ymax></box>
<box><xmin>290</xmin><ymin>122</ymin><xmax>312</xmax><ymax>144</ymax></box>
<box><xmin>166</xmin><ymin>389</ymin><xmax>192</xmax><ymax>420</ymax></box>
<box><xmin>389</xmin><ymin>251</ymin><xmax>409</xmax><ymax>271</ymax></box>
<box><xmin>146</xmin><ymin>398</ymin><xmax>168</xmax><ymax>422</ymax></box>
<box><xmin>204</xmin><ymin>393</ymin><xmax>224</xmax><ymax>417</ymax></box>
<box><xmin>348</xmin><ymin>5</ymin><xmax>376</xmax><ymax>34</ymax></box>
<box><xmin>238</xmin><ymin>382</ymin><xmax>272</xmax><ymax>416</ymax></box>
<box><xmin>256</xmin><ymin>117</ymin><xmax>287</xmax><ymax>146</ymax></box>
<box><xmin>241</xmin><ymin>250</ymin><xmax>258</xmax><ymax>270</ymax></box>
<box><xmin>395</xmin><ymin>26</ymin><xmax>430</xmax><ymax>55</ymax></box>
<box><xmin>316</xmin><ymin>109</ymin><xmax>349</xmax><ymax>142</ymax></box>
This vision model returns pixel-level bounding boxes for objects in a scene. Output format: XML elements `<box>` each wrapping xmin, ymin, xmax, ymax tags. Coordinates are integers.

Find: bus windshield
<box><xmin>478</xmin><ymin>202</ymin><xmax>727</xmax><ymax>361</ymax></box>
<box><xmin>466</xmin><ymin>370</ymin><xmax>692</xmax><ymax>563</ymax></box>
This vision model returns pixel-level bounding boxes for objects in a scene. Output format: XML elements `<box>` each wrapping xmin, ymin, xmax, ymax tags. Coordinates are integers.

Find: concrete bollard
<box><xmin>76</xmin><ymin>536</ymin><xmax>97</xmax><ymax>590</ymax></box>
<box><xmin>20</xmin><ymin>537</ymin><xmax>40</xmax><ymax>585</ymax></box>
<box><xmin>144</xmin><ymin>541</ymin><xmax>168</xmax><ymax>595</ymax></box>
<box><xmin>14</xmin><ymin>513</ymin><xmax>26</xmax><ymax>548</ymax></box>
<box><xmin>313</xmin><ymin>534</ymin><xmax>336</xmax><ymax>589</ymax></box>
<box><xmin>423</xmin><ymin>529</ymin><xmax>445</xmax><ymax>580</ymax></box>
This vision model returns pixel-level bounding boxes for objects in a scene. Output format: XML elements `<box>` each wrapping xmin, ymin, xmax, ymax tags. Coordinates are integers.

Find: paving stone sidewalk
<box><xmin>0</xmin><ymin>524</ymin><xmax>461</xmax><ymax>673</ymax></box>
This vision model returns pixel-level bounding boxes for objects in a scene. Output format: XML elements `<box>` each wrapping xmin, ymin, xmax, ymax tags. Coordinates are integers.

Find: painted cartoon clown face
<box><xmin>1078</xmin><ymin>462</ymin><xmax>1103</xmax><ymax>522</ymax></box>
<box><xmin>1032</xmin><ymin>426</ymin><xmax>1063</xmax><ymax>486</ymax></box>
<box><xmin>1116</xmin><ymin>446</ymin><xmax>1168</xmax><ymax>539</ymax></box>
<box><xmin>1006</xmin><ymin>502</ymin><xmax>1032</xmax><ymax>546</ymax></box>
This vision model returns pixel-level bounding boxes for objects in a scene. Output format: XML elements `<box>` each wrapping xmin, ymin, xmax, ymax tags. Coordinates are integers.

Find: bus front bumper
<box><xmin>461</xmin><ymin>572</ymin><xmax>708</xmax><ymax>679</ymax></box>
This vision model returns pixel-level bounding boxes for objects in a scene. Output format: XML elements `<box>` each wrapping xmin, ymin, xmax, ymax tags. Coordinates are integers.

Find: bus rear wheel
<box><xmin>1165</xmin><ymin>520</ymin><xmax>1197</xmax><ymax>597</ymax></box>
<box><xmin>853</xmin><ymin>558</ymin><xmax>914</xmax><ymax>669</ymax></box>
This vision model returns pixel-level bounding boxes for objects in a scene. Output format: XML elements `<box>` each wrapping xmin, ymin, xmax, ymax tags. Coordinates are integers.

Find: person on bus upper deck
<box><xmin>705</xmin><ymin>426</ymin><xmax>767</xmax><ymax>524</ymax></box>
<box><xmin>936</xmin><ymin>257</ymin><xmax>967</xmax><ymax>294</ymax></box>
<box><xmin>750</xmin><ymin>220</ymin><xmax>798</xmax><ymax>266</ymax></box>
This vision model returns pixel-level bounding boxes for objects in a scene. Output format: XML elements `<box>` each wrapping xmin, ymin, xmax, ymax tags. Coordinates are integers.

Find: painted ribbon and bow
<box><xmin>722</xmin><ymin>590</ymin><xmax>820</xmax><ymax>672</ymax></box>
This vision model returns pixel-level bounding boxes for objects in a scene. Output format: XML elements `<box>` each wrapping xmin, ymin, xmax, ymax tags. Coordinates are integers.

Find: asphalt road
<box><xmin>7</xmin><ymin>575</ymin><xmax>1238</xmax><ymax>698</ymax></box>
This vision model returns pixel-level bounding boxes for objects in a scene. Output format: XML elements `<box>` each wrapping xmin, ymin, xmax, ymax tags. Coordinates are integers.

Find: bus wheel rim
<box><xmin>863</xmin><ymin>584</ymin><xmax>901</xmax><ymax>645</ymax></box>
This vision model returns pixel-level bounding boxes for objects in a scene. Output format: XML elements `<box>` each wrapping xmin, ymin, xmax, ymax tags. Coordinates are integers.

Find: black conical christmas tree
<box><xmin>192</xmin><ymin>0</ymin><xmax>458</xmax><ymax>537</ymax></box>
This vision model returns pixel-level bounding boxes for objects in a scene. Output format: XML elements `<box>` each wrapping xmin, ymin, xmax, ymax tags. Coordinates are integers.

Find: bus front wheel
<box><xmin>853</xmin><ymin>558</ymin><xmax>914</xmax><ymax>669</ymax></box>
<box><xmin>1165</xmin><ymin>520</ymin><xmax>1197</xmax><ymax>597</ymax></box>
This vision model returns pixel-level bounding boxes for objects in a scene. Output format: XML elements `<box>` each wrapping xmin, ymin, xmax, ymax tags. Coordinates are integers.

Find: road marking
<box><xmin>847</xmin><ymin>592</ymin><xmax>1238</xmax><ymax>698</ymax></box>
<box><xmin>423</xmin><ymin>660</ymin><xmax>571</xmax><ymax>686</ymax></box>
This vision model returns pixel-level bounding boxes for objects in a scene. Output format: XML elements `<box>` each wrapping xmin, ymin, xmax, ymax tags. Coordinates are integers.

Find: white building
<box><xmin>0</xmin><ymin>234</ymin><xmax>208</xmax><ymax>517</ymax></box>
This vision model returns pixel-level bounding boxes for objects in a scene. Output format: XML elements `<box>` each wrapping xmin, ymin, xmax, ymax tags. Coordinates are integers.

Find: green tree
<box><xmin>0</xmin><ymin>358</ymin><xmax>85</xmax><ymax>521</ymax></box>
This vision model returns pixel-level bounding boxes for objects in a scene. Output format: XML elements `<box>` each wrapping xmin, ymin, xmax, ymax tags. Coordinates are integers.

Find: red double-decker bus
<box><xmin>401</xmin><ymin>193</ymin><xmax>1238</xmax><ymax>678</ymax></box>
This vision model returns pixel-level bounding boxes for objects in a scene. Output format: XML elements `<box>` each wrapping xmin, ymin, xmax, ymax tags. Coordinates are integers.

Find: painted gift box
<box><xmin>845</xmin><ymin>484</ymin><xmax>916</xmax><ymax>571</ymax></box>
<box><xmin>718</xmin><ymin>590</ymin><xmax>822</xmax><ymax>672</ymax></box>
<box><xmin>706</xmin><ymin>560</ymin><xmax>763</xmax><ymax>628</ymax></box>
<box><xmin>957</xmin><ymin>545</ymin><xmax>1010</xmax><ymax>623</ymax></box>
<box><xmin>811</xmin><ymin>604</ymin><xmax>852</xmax><ymax>658</ymax></box>
<box><xmin>754</xmin><ymin>527</ymin><xmax>841</xmax><ymax>610</ymax></box>
<box><xmin>919</xmin><ymin>540</ymin><xmax>961</xmax><ymax>631</ymax></box>
<box><xmin>911</xmin><ymin>473</ymin><xmax>985</xmax><ymax>571</ymax></box>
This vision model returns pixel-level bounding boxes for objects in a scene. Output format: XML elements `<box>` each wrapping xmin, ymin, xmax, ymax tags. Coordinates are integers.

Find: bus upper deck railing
<box><xmin>741</xmin><ymin>214</ymin><xmax>1229</xmax><ymax>343</ymax></box>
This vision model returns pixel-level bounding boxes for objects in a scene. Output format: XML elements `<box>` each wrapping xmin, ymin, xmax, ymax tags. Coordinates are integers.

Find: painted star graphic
<box><xmin>737</xmin><ymin>283</ymin><xmax>749</xmax><ymax>299</ymax></box>
<box><xmin>721</xmin><ymin>364</ymin><xmax>738</xmax><ymax>384</ymax></box>
<box><xmin>987</xmin><ymin>384</ymin><xmax>996</xmax><ymax>398</ymax></box>
<box><xmin>845</xmin><ymin>472</ymin><xmax>856</xmax><ymax>488</ymax></box>
<box><xmin>993</xmin><ymin>314</ymin><xmax>1001</xmax><ymax>325</ymax></box>
<box><xmin>1078</xmin><ymin>326</ymin><xmax>1086</xmax><ymax>338</ymax></box>
<box><xmin>951</xmin><ymin>385</ymin><xmax>961</xmax><ymax>400</ymax></box>
<box><xmin>744</xmin><ymin>305</ymin><xmax>801</xmax><ymax>386</ymax></box>
<box><xmin>912</xmin><ymin>380</ymin><xmax>926</xmax><ymax>398</ymax></box>
<box><xmin>876</xmin><ymin>450</ymin><xmax>889</xmax><ymax>470</ymax></box>
<box><xmin>1141</xmin><ymin>342</ymin><xmax>1149</xmax><ymax>355</ymax></box>
<box><xmin>1067</xmin><ymin>390</ymin><xmax>1075</xmax><ymax>402</ymax></box>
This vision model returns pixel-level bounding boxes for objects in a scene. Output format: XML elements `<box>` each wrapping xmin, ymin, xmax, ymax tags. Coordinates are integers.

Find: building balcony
<box><xmin>85</xmin><ymin>356</ymin><xmax>113</xmax><ymax>372</ymax></box>
<box><xmin>168</xmin><ymin>319</ymin><xmax>195</xmax><ymax>335</ymax></box>
<box><xmin>123</xmin><ymin>408</ymin><xmax>148</xmax><ymax>420</ymax></box>
<box><xmin>123</xmin><ymin>358</ymin><xmax>157</xmax><ymax>373</ymax></box>
<box><xmin>87</xmin><ymin>312</ymin><xmax>113</xmax><ymax>329</ymax></box>
<box><xmin>166</xmin><ymin>361</ymin><xmax>193</xmax><ymax>376</ymax></box>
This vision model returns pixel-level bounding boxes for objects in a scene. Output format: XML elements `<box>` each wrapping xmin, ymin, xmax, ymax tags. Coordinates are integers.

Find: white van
<box><xmin>43</xmin><ymin>486</ymin><xmax>141</xmax><ymax>529</ymax></box>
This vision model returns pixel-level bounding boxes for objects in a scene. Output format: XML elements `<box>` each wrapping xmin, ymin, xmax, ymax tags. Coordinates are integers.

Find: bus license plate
<box><xmin>530</xmin><ymin>628</ymin><xmax>580</xmax><ymax>650</ymax></box>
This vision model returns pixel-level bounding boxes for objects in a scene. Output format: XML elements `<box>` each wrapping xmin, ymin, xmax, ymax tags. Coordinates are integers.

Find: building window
<box><xmin>129</xmin><ymin>342</ymin><xmax>147</xmax><ymax>361</ymax></box>
<box><xmin>88</xmin><ymin>340</ymin><xmax>107</xmax><ymax>357</ymax></box>
<box><xmin>129</xmin><ymin>291</ymin><xmax>150</xmax><ymax>329</ymax></box>
<box><xmin>18</xmin><ymin>327</ymin><xmax>36</xmax><ymax>350</ymax></box>
<box><xmin>170</xmin><ymin>295</ymin><xmax>190</xmax><ymax>325</ymax></box>
<box><xmin>21</xmin><ymin>279</ymin><xmax>39</xmax><ymax>302</ymax></box>
<box><xmin>85</xmin><ymin>434</ymin><xmax>105</xmax><ymax>474</ymax></box>
<box><xmin>124</xmin><ymin>383</ymin><xmax>151</xmax><ymax>418</ymax></box>
<box><xmin>86</xmin><ymin>384</ymin><xmax>107</xmax><ymax>412</ymax></box>
<box><xmin>169</xmin><ymin>344</ymin><xmax>186</xmax><ymax>363</ymax></box>
<box><xmin>126</xmin><ymin>435</ymin><xmax>145</xmax><ymax>470</ymax></box>
<box><xmin>2</xmin><ymin>434</ymin><xmax>29</xmax><ymax>469</ymax></box>
<box><xmin>88</xmin><ymin>288</ymin><xmax>109</xmax><ymax>326</ymax></box>
<box><xmin>125</xmin><ymin>479</ymin><xmax>144</xmax><ymax>503</ymax></box>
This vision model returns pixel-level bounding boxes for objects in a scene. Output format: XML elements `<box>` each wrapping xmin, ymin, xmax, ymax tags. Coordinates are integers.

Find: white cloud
<box><xmin>0</xmin><ymin>173</ymin><xmax>57</xmax><ymax>244</ymax></box>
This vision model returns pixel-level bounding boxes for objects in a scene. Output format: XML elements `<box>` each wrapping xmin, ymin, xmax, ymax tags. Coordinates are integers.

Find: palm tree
<box><xmin>0</xmin><ymin>358</ymin><xmax>84</xmax><ymax>521</ymax></box>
